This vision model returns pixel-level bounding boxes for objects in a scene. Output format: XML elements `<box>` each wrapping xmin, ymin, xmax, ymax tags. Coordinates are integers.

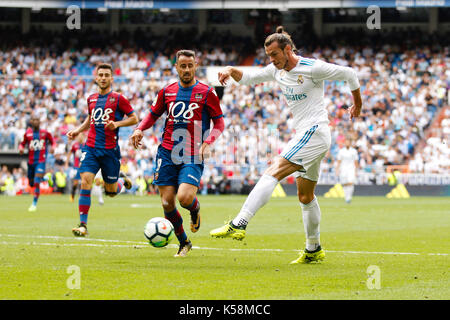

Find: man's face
<box><xmin>345</xmin><ymin>140</ymin><xmax>351</xmax><ymax>148</ymax></box>
<box><xmin>265</xmin><ymin>42</ymin><xmax>289</xmax><ymax>70</ymax></box>
<box><xmin>175</xmin><ymin>55</ymin><xmax>196</xmax><ymax>85</ymax></box>
<box><xmin>96</xmin><ymin>68</ymin><xmax>113</xmax><ymax>90</ymax></box>
<box><xmin>30</xmin><ymin>117</ymin><xmax>40</xmax><ymax>129</ymax></box>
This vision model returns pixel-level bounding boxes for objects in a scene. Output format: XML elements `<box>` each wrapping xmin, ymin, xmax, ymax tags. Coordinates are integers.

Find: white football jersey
<box><xmin>239</xmin><ymin>57</ymin><xmax>360</xmax><ymax>131</ymax></box>
<box><xmin>337</xmin><ymin>147</ymin><xmax>359</xmax><ymax>171</ymax></box>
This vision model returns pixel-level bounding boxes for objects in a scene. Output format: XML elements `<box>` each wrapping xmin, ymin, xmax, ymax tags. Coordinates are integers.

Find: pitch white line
<box><xmin>0</xmin><ymin>233</ymin><xmax>448</xmax><ymax>256</ymax></box>
<box><xmin>0</xmin><ymin>233</ymin><xmax>143</xmax><ymax>244</ymax></box>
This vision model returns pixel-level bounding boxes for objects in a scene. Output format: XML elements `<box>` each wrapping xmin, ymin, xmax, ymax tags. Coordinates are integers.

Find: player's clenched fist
<box><xmin>105</xmin><ymin>120</ymin><xmax>118</xmax><ymax>130</ymax></box>
<box><xmin>130</xmin><ymin>129</ymin><xmax>144</xmax><ymax>149</ymax></box>
<box><xmin>66</xmin><ymin>129</ymin><xmax>79</xmax><ymax>140</ymax></box>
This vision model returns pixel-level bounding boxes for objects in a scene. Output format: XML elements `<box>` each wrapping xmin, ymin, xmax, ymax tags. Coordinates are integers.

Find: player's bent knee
<box><xmin>81</xmin><ymin>181</ymin><xmax>93</xmax><ymax>189</ymax></box>
<box><xmin>298</xmin><ymin>192</ymin><xmax>314</xmax><ymax>205</ymax></box>
<box><xmin>177</xmin><ymin>193</ymin><xmax>194</xmax><ymax>208</ymax></box>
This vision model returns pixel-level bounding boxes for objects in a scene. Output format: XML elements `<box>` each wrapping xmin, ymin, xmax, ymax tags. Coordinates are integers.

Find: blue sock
<box><xmin>78</xmin><ymin>189</ymin><xmax>91</xmax><ymax>225</ymax></box>
<box><xmin>32</xmin><ymin>177</ymin><xmax>41</xmax><ymax>206</ymax></box>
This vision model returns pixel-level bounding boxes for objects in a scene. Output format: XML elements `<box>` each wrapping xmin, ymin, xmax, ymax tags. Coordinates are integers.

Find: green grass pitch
<box><xmin>0</xmin><ymin>194</ymin><xmax>448</xmax><ymax>300</ymax></box>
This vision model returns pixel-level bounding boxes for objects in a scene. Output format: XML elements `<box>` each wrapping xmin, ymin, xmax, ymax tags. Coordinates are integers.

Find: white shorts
<box><xmin>280</xmin><ymin>124</ymin><xmax>331</xmax><ymax>182</ymax></box>
<box><xmin>339</xmin><ymin>170</ymin><xmax>356</xmax><ymax>185</ymax></box>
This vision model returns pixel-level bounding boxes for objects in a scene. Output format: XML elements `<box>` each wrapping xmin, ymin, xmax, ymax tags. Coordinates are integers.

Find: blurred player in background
<box><xmin>336</xmin><ymin>139</ymin><xmax>359</xmax><ymax>204</ymax></box>
<box><xmin>210</xmin><ymin>26</ymin><xmax>363</xmax><ymax>264</ymax></box>
<box><xmin>19</xmin><ymin>115</ymin><xmax>55</xmax><ymax>212</ymax></box>
<box><xmin>130</xmin><ymin>50</ymin><xmax>225</xmax><ymax>257</ymax></box>
<box><xmin>67</xmin><ymin>63</ymin><xmax>138</xmax><ymax>237</ymax></box>
<box><xmin>92</xmin><ymin>170</ymin><xmax>105</xmax><ymax>206</ymax></box>
<box><xmin>66</xmin><ymin>132</ymin><xmax>84</xmax><ymax>202</ymax></box>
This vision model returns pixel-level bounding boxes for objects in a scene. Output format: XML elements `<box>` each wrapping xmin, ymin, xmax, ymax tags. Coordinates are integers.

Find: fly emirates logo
<box><xmin>91</xmin><ymin>108</ymin><xmax>114</xmax><ymax>125</ymax></box>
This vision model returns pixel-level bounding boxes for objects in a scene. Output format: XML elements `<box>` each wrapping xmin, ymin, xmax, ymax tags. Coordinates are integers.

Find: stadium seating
<box><xmin>0</xmin><ymin>27</ymin><xmax>448</xmax><ymax>195</ymax></box>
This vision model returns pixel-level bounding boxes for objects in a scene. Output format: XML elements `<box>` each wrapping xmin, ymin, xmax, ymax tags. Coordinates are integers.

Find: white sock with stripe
<box><xmin>232</xmin><ymin>174</ymin><xmax>279</xmax><ymax>227</ymax></box>
<box><xmin>300</xmin><ymin>196</ymin><xmax>321</xmax><ymax>251</ymax></box>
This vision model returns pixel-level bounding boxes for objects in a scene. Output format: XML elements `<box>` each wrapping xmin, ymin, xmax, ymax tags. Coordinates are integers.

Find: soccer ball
<box><xmin>144</xmin><ymin>217</ymin><xmax>174</xmax><ymax>248</ymax></box>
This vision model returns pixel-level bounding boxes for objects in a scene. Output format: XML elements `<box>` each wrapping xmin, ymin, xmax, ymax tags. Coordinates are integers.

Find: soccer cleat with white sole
<box><xmin>174</xmin><ymin>240</ymin><xmax>192</xmax><ymax>257</ymax></box>
<box><xmin>210</xmin><ymin>221</ymin><xmax>246</xmax><ymax>240</ymax></box>
<box><xmin>290</xmin><ymin>246</ymin><xmax>325</xmax><ymax>264</ymax></box>
<box><xmin>28</xmin><ymin>204</ymin><xmax>37</xmax><ymax>212</ymax></box>
<box><xmin>72</xmin><ymin>223</ymin><xmax>88</xmax><ymax>237</ymax></box>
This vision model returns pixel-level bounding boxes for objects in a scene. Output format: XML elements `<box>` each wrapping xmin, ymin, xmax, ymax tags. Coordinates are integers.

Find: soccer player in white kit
<box><xmin>210</xmin><ymin>26</ymin><xmax>363</xmax><ymax>264</ymax></box>
<box><xmin>336</xmin><ymin>140</ymin><xmax>359</xmax><ymax>204</ymax></box>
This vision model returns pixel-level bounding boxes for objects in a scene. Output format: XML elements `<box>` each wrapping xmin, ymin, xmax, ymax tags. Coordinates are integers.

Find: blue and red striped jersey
<box><xmin>20</xmin><ymin>128</ymin><xmax>55</xmax><ymax>165</ymax></box>
<box><xmin>151</xmin><ymin>80</ymin><xmax>223</xmax><ymax>155</ymax></box>
<box><xmin>86</xmin><ymin>91</ymin><xmax>134</xmax><ymax>149</ymax></box>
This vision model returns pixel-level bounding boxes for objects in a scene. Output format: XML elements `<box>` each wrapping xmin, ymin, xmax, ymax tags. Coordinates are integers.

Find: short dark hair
<box><xmin>176</xmin><ymin>50</ymin><xmax>196</xmax><ymax>62</ymax></box>
<box><xmin>96</xmin><ymin>63</ymin><xmax>113</xmax><ymax>73</ymax></box>
<box><xmin>264</xmin><ymin>26</ymin><xmax>298</xmax><ymax>54</ymax></box>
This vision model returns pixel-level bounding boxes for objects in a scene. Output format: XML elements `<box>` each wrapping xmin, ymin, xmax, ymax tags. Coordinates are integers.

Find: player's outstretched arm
<box><xmin>18</xmin><ymin>133</ymin><xmax>27</xmax><ymax>154</ymax></box>
<box><xmin>200</xmin><ymin>116</ymin><xmax>225</xmax><ymax>161</ymax></box>
<box><xmin>129</xmin><ymin>111</ymin><xmax>161</xmax><ymax>149</ymax></box>
<box><xmin>67</xmin><ymin>116</ymin><xmax>90</xmax><ymax>140</ymax></box>
<box><xmin>349</xmin><ymin>87</ymin><xmax>362</xmax><ymax>120</ymax></box>
<box><xmin>311</xmin><ymin>60</ymin><xmax>362</xmax><ymax>120</ymax></box>
<box><xmin>220</xmin><ymin>64</ymin><xmax>276</xmax><ymax>87</ymax></box>
<box><xmin>218</xmin><ymin>66</ymin><xmax>243</xmax><ymax>85</ymax></box>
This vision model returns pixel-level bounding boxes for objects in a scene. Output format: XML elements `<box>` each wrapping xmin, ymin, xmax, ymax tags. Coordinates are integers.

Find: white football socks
<box><xmin>92</xmin><ymin>184</ymin><xmax>104</xmax><ymax>204</ymax></box>
<box><xmin>300</xmin><ymin>196</ymin><xmax>321</xmax><ymax>252</ymax></box>
<box><xmin>232</xmin><ymin>174</ymin><xmax>279</xmax><ymax>227</ymax></box>
<box><xmin>343</xmin><ymin>185</ymin><xmax>354</xmax><ymax>202</ymax></box>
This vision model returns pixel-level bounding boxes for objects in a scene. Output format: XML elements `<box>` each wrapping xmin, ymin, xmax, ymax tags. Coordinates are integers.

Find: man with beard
<box><xmin>130</xmin><ymin>50</ymin><xmax>225</xmax><ymax>257</ymax></box>
<box><xmin>67</xmin><ymin>63</ymin><xmax>138</xmax><ymax>237</ymax></box>
<box><xmin>210</xmin><ymin>26</ymin><xmax>363</xmax><ymax>264</ymax></box>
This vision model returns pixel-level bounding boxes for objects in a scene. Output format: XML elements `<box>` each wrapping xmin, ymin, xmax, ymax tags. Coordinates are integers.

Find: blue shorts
<box><xmin>79</xmin><ymin>145</ymin><xmax>121</xmax><ymax>184</ymax></box>
<box><xmin>28</xmin><ymin>162</ymin><xmax>46</xmax><ymax>187</ymax></box>
<box><xmin>153</xmin><ymin>145</ymin><xmax>204</xmax><ymax>188</ymax></box>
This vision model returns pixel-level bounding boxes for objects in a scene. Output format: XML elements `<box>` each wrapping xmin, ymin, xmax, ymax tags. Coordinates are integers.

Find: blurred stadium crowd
<box><xmin>0</xmin><ymin>26</ymin><xmax>448</xmax><ymax>195</ymax></box>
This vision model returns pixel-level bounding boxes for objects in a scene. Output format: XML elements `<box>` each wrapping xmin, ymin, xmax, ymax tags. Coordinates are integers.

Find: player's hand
<box><xmin>130</xmin><ymin>129</ymin><xmax>144</xmax><ymax>149</ymax></box>
<box><xmin>106</xmin><ymin>121</ymin><xmax>118</xmax><ymax>131</ymax></box>
<box><xmin>218</xmin><ymin>67</ymin><xmax>232</xmax><ymax>86</ymax></box>
<box><xmin>66</xmin><ymin>129</ymin><xmax>79</xmax><ymax>140</ymax></box>
<box><xmin>199</xmin><ymin>142</ymin><xmax>211</xmax><ymax>162</ymax></box>
<box><xmin>349</xmin><ymin>104</ymin><xmax>362</xmax><ymax>120</ymax></box>
<box><xmin>19</xmin><ymin>147</ymin><xmax>24</xmax><ymax>155</ymax></box>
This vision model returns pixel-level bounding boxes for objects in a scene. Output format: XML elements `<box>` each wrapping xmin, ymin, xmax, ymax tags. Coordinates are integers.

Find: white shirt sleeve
<box><xmin>238</xmin><ymin>64</ymin><xmax>276</xmax><ymax>86</ymax></box>
<box><xmin>312</xmin><ymin>60</ymin><xmax>360</xmax><ymax>91</ymax></box>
